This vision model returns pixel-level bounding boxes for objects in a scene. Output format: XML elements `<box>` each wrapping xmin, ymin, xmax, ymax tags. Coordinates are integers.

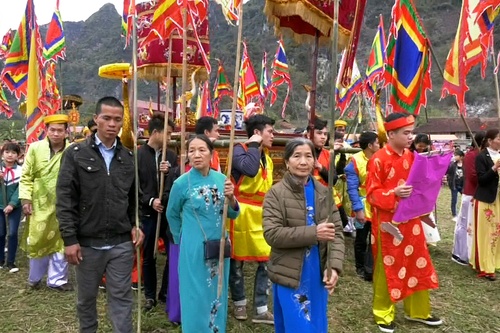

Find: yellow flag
<box><xmin>26</xmin><ymin>29</ymin><xmax>44</xmax><ymax>144</ymax></box>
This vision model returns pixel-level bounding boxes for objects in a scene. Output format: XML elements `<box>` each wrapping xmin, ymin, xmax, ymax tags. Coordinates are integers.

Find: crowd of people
<box><xmin>0</xmin><ymin>97</ymin><xmax>499</xmax><ymax>333</ymax></box>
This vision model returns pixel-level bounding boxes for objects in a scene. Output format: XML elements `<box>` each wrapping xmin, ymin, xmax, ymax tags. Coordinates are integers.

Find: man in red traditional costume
<box><xmin>366</xmin><ymin>113</ymin><xmax>442</xmax><ymax>333</ymax></box>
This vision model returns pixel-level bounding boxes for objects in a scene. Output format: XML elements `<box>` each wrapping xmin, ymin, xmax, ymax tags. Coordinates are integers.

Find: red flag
<box><xmin>269</xmin><ymin>39</ymin><xmax>291</xmax><ymax>118</ymax></box>
<box><xmin>122</xmin><ymin>0</ymin><xmax>136</xmax><ymax>47</ymax></box>
<box><xmin>237</xmin><ymin>42</ymin><xmax>261</xmax><ymax>115</ymax></box>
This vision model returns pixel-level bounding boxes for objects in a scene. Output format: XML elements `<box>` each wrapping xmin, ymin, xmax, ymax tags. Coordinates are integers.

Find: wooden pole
<box><xmin>326</xmin><ymin>0</ymin><xmax>340</xmax><ymax>279</ymax></box>
<box><xmin>172</xmin><ymin>77</ymin><xmax>177</xmax><ymax>122</ymax></box>
<box><xmin>131</xmin><ymin>6</ymin><xmax>142</xmax><ymax>332</ymax></box>
<box><xmin>308</xmin><ymin>31</ymin><xmax>320</xmax><ymax>140</ymax></box>
<box><xmin>217</xmin><ymin>1</ymin><xmax>244</xmax><ymax>299</ymax></box>
<box><xmin>490</xmin><ymin>40</ymin><xmax>500</xmax><ymax>127</ymax></box>
<box><xmin>426</xmin><ymin>42</ymin><xmax>478</xmax><ymax>148</ymax></box>
<box><xmin>154</xmin><ymin>36</ymin><xmax>173</xmax><ymax>259</ymax></box>
<box><xmin>180</xmin><ymin>8</ymin><xmax>188</xmax><ymax>174</ymax></box>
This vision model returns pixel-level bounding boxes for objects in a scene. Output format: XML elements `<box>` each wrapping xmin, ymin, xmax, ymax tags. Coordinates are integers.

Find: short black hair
<box><xmin>148</xmin><ymin>113</ymin><xmax>174</xmax><ymax>134</ymax></box>
<box><xmin>95</xmin><ymin>96</ymin><xmax>124</xmax><ymax>115</ymax></box>
<box><xmin>195</xmin><ymin>116</ymin><xmax>217</xmax><ymax>135</ymax></box>
<box><xmin>244</xmin><ymin>114</ymin><xmax>275</xmax><ymax>138</ymax></box>
<box><xmin>306</xmin><ymin>117</ymin><xmax>328</xmax><ymax>131</ymax></box>
<box><xmin>414</xmin><ymin>133</ymin><xmax>431</xmax><ymax>146</ymax></box>
<box><xmin>87</xmin><ymin>119</ymin><xmax>96</xmax><ymax>128</ymax></box>
<box><xmin>473</xmin><ymin>131</ymin><xmax>485</xmax><ymax>148</ymax></box>
<box><xmin>359</xmin><ymin>131</ymin><xmax>378</xmax><ymax>150</ymax></box>
<box><xmin>187</xmin><ymin>134</ymin><xmax>214</xmax><ymax>153</ymax></box>
<box><xmin>454</xmin><ymin>149</ymin><xmax>465</xmax><ymax>157</ymax></box>
<box><xmin>1</xmin><ymin>142</ymin><xmax>21</xmax><ymax>155</ymax></box>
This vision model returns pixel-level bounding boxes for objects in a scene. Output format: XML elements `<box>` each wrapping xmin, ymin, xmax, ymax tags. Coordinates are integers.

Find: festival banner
<box><xmin>213</xmin><ymin>61</ymin><xmax>232</xmax><ymax>116</ymax></box>
<box><xmin>237</xmin><ymin>42</ymin><xmax>261</xmax><ymax>115</ymax></box>
<box><xmin>214</xmin><ymin>0</ymin><xmax>240</xmax><ymax>24</ymax></box>
<box><xmin>365</xmin><ymin>15</ymin><xmax>387</xmax><ymax>100</ymax></box>
<box><xmin>259</xmin><ymin>52</ymin><xmax>270</xmax><ymax>102</ymax></box>
<box><xmin>0</xmin><ymin>29</ymin><xmax>13</xmax><ymax>59</ymax></box>
<box><xmin>384</xmin><ymin>0</ymin><xmax>432</xmax><ymax>115</ymax></box>
<box><xmin>0</xmin><ymin>85</ymin><xmax>13</xmax><ymax>118</ymax></box>
<box><xmin>43</xmin><ymin>0</ymin><xmax>66</xmax><ymax>62</ymax></box>
<box><xmin>122</xmin><ymin>0</ymin><xmax>136</xmax><ymax>47</ymax></box>
<box><xmin>336</xmin><ymin>50</ymin><xmax>363</xmax><ymax>116</ymax></box>
<box><xmin>269</xmin><ymin>39</ymin><xmax>291</xmax><ymax>118</ymax></box>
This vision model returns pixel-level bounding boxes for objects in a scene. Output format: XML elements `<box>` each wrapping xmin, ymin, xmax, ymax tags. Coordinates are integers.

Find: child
<box><xmin>447</xmin><ymin>149</ymin><xmax>465</xmax><ymax>221</ymax></box>
<box><xmin>0</xmin><ymin>142</ymin><xmax>22</xmax><ymax>273</ymax></box>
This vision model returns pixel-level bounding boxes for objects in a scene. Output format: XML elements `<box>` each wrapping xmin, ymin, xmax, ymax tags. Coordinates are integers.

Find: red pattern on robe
<box><xmin>366</xmin><ymin>144</ymin><xmax>439</xmax><ymax>302</ymax></box>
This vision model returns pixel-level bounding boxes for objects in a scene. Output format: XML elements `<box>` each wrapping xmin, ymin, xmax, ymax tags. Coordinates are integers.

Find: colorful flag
<box><xmin>238</xmin><ymin>42</ymin><xmax>261</xmax><ymax>115</ymax></box>
<box><xmin>0</xmin><ymin>29</ymin><xmax>13</xmax><ymax>59</ymax></box>
<box><xmin>214</xmin><ymin>0</ymin><xmax>241</xmax><ymax>24</ymax></box>
<box><xmin>365</xmin><ymin>15</ymin><xmax>387</xmax><ymax>100</ymax></box>
<box><xmin>336</xmin><ymin>50</ymin><xmax>363</xmax><ymax>117</ymax></box>
<box><xmin>213</xmin><ymin>61</ymin><xmax>232</xmax><ymax>116</ymax></box>
<box><xmin>43</xmin><ymin>0</ymin><xmax>66</xmax><ymax>62</ymax></box>
<box><xmin>384</xmin><ymin>0</ymin><xmax>432</xmax><ymax>115</ymax></box>
<box><xmin>1</xmin><ymin>0</ymin><xmax>36</xmax><ymax>99</ymax></box>
<box><xmin>0</xmin><ymin>85</ymin><xmax>13</xmax><ymax>118</ymax></box>
<box><xmin>39</xmin><ymin>62</ymin><xmax>61</xmax><ymax>114</ymax></box>
<box><xmin>269</xmin><ymin>39</ymin><xmax>291</xmax><ymax>118</ymax></box>
<box><xmin>259</xmin><ymin>52</ymin><xmax>270</xmax><ymax>101</ymax></box>
<box><xmin>122</xmin><ymin>0</ymin><xmax>136</xmax><ymax>47</ymax></box>
<box><xmin>26</xmin><ymin>27</ymin><xmax>47</xmax><ymax>144</ymax></box>
<box><xmin>196</xmin><ymin>81</ymin><xmax>212</xmax><ymax>118</ymax></box>
<box><xmin>144</xmin><ymin>0</ymin><xmax>210</xmax><ymax>72</ymax></box>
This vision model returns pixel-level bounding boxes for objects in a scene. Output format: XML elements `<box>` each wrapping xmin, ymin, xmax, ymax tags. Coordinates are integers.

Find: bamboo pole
<box><xmin>217</xmin><ymin>1</ymin><xmax>244</xmax><ymax>299</ymax></box>
<box><xmin>491</xmin><ymin>40</ymin><xmax>500</xmax><ymax>127</ymax></box>
<box><xmin>308</xmin><ymin>31</ymin><xmax>320</xmax><ymax>140</ymax></box>
<box><xmin>326</xmin><ymin>0</ymin><xmax>340</xmax><ymax>280</ymax></box>
<box><xmin>131</xmin><ymin>7</ymin><xmax>142</xmax><ymax>332</ymax></box>
<box><xmin>154</xmin><ymin>36</ymin><xmax>173</xmax><ymax>259</ymax></box>
<box><xmin>426</xmin><ymin>42</ymin><xmax>478</xmax><ymax>148</ymax></box>
<box><xmin>180</xmin><ymin>8</ymin><xmax>188</xmax><ymax>174</ymax></box>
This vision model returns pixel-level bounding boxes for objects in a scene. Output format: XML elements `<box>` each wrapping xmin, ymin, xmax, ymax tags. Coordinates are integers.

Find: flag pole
<box><xmin>217</xmin><ymin>1</ymin><xmax>244</xmax><ymax>299</ymax></box>
<box><xmin>327</xmin><ymin>0</ymin><xmax>340</xmax><ymax>280</ymax></box>
<box><xmin>491</xmin><ymin>39</ymin><xmax>500</xmax><ymax>127</ymax></box>
<box><xmin>426</xmin><ymin>42</ymin><xmax>478</xmax><ymax>148</ymax></box>
<box><xmin>180</xmin><ymin>6</ymin><xmax>188</xmax><ymax>174</ymax></box>
<box><xmin>131</xmin><ymin>5</ymin><xmax>142</xmax><ymax>331</ymax></box>
<box><xmin>154</xmin><ymin>36</ymin><xmax>173</xmax><ymax>259</ymax></box>
<box><xmin>308</xmin><ymin>31</ymin><xmax>319</xmax><ymax>140</ymax></box>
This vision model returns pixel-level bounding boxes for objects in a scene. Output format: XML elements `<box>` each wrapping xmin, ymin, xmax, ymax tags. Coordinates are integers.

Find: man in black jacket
<box><xmin>56</xmin><ymin>96</ymin><xmax>144</xmax><ymax>333</ymax></box>
<box><xmin>137</xmin><ymin>113</ymin><xmax>177</xmax><ymax>311</ymax></box>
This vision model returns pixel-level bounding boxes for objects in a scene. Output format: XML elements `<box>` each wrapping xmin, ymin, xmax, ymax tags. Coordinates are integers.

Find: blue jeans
<box><xmin>0</xmin><ymin>207</ymin><xmax>22</xmax><ymax>265</ymax></box>
<box><xmin>451</xmin><ymin>187</ymin><xmax>463</xmax><ymax>217</ymax></box>
<box><xmin>229</xmin><ymin>259</ymin><xmax>270</xmax><ymax>313</ymax></box>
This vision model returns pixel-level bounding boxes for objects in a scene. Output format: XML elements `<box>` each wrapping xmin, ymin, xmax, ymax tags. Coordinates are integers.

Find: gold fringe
<box><xmin>120</xmin><ymin>82</ymin><xmax>134</xmax><ymax>150</ymax></box>
<box><xmin>264</xmin><ymin>0</ymin><xmax>351</xmax><ymax>47</ymax></box>
<box><xmin>137</xmin><ymin>64</ymin><xmax>208</xmax><ymax>82</ymax></box>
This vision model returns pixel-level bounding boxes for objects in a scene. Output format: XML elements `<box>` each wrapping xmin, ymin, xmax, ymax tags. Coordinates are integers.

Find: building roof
<box><xmin>415</xmin><ymin>117</ymin><xmax>498</xmax><ymax>134</ymax></box>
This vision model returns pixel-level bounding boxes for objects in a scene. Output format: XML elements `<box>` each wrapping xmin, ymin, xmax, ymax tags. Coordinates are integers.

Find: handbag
<box><xmin>204</xmin><ymin>239</ymin><xmax>231</xmax><ymax>260</ymax></box>
<box><xmin>189</xmin><ymin>173</ymin><xmax>231</xmax><ymax>261</ymax></box>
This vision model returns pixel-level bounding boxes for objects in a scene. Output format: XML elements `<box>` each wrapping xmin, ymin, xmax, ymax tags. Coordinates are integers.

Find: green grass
<box><xmin>1</xmin><ymin>188</ymin><xmax>500</xmax><ymax>332</ymax></box>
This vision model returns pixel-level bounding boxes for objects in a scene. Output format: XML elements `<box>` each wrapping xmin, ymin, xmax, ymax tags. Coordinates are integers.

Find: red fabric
<box><xmin>366</xmin><ymin>145</ymin><xmax>439</xmax><ymax>302</ymax></box>
<box><xmin>463</xmin><ymin>148</ymin><xmax>479</xmax><ymax>196</ymax></box>
<box><xmin>313</xmin><ymin>148</ymin><xmax>329</xmax><ymax>186</ymax></box>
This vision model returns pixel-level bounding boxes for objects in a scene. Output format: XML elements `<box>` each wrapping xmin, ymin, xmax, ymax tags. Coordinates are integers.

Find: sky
<box><xmin>0</xmin><ymin>0</ymin><xmax>127</xmax><ymax>36</ymax></box>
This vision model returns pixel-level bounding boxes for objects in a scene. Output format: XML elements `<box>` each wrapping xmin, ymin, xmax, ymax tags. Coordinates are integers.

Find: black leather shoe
<box><xmin>144</xmin><ymin>299</ymin><xmax>156</xmax><ymax>312</ymax></box>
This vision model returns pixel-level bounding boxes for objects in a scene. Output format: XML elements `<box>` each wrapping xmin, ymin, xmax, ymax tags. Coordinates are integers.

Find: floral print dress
<box><xmin>273</xmin><ymin>179</ymin><xmax>328</xmax><ymax>333</ymax></box>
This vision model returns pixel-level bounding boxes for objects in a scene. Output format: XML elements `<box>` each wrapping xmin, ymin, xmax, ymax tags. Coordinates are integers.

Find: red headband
<box><xmin>384</xmin><ymin>115</ymin><xmax>415</xmax><ymax>132</ymax></box>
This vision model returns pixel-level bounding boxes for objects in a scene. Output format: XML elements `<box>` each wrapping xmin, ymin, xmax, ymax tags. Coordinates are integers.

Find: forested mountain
<box><xmin>3</xmin><ymin>0</ymin><xmax>500</xmax><ymax>126</ymax></box>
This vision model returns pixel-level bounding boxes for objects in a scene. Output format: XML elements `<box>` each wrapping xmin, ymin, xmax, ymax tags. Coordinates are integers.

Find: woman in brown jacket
<box><xmin>263</xmin><ymin>138</ymin><xmax>345</xmax><ymax>333</ymax></box>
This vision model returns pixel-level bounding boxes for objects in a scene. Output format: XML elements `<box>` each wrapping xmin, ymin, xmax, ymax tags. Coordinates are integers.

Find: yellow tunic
<box><xmin>19</xmin><ymin>139</ymin><xmax>69</xmax><ymax>258</ymax></box>
<box><xmin>351</xmin><ymin>151</ymin><xmax>372</xmax><ymax>219</ymax></box>
<box><xmin>229</xmin><ymin>148</ymin><xmax>273</xmax><ymax>261</ymax></box>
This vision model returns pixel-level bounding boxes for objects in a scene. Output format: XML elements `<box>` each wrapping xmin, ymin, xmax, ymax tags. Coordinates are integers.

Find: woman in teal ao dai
<box><xmin>167</xmin><ymin>135</ymin><xmax>240</xmax><ymax>333</ymax></box>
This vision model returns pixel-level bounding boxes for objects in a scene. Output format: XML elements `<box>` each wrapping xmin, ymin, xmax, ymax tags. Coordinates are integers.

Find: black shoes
<box><xmin>144</xmin><ymin>299</ymin><xmax>157</xmax><ymax>312</ymax></box>
<box><xmin>404</xmin><ymin>315</ymin><xmax>443</xmax><ymax>326</ymax></box>
<box><xmin>378</xmin><ymin>322</ymin><xmax>395</xmax><ymax>333</ymax></box>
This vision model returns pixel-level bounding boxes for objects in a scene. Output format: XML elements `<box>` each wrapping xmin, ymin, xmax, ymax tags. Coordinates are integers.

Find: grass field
<box><xmin>1</xmin><ymin>189</ymin><xmax>500</xmax><ymax>333</ymax></box>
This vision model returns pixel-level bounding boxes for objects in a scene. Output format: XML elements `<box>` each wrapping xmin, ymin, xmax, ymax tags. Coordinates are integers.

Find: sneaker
<box><xmin>404</xmin><ymin>315</ymin><xmax>443</xmax><ymax>326</ymax></box>
<box><xmin>452</xmin><ymin>216</ymin><xmax>458</xmax><ymax>222</ymax></box>
<box><xmin>451</xmin><ymin>255</ymin><xmax>468</xmax><ymax>266</ymax></box>
<box><xmin>0</xmin><ymin>261</ymin><xmax>4</xmax><ymax>269</ymax></box>
<box><xmin>252</xmin><ymin>311</ymin><xmax>274</xmax><ymax>325</ymax></box>
<box><xmin>233</xmin><ymin>306</ymin><xmax>247</xmax><ymax>321</ymax></box>
<box><xmin>158</xmin><ymin>293</ymin><xmax>167</xmax><ymax>304</ymax></box>
<box><xmin>144</xmin><ymin>298</ymin><xmax>156</xmax><ymax>312</ymax></box>
<box><xmin>356</xmin><ymin>267</ymin><xmax>365</xmax><ymax>278</ymax></box>
<box><xmin>28</xmin><ymin>281</ymin><xmax>41</xmax><ymax>290</ymax></box>
<box><xmin>98</xmin><ymin>281</ymin><xmax>106</xmax><ymax>290</ymax></box>
<box><xmin>7</xmin><ymin>264</ymin><xmax>19</xmax><ymax>273</ymax></box>
<box><xmin>378</xmin><ymin>322</ymin><xmax>395</xmax><ymax>333</ymax></box>
<box><xmin>49</xmin><ymin>282</ymin><xmax>74</xmax><ymax>292</ymax></box>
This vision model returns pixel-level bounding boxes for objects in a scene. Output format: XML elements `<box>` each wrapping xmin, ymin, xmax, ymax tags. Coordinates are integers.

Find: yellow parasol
<box><xmin>98</xmin><ymin>63</ymin><xmax>134</xmax><ymax>149</ymax></box>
